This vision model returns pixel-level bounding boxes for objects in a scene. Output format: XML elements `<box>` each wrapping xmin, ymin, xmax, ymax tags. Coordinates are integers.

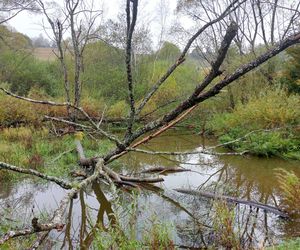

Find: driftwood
<box><xmin>141</xmin><ymin>166</ymin><xmax>191</xmax><ymax>174</ymax></box>
<box><xmin>174</xmin><ymin>188</ymin><xmax>288</xmax><ymax>218</ymax></box>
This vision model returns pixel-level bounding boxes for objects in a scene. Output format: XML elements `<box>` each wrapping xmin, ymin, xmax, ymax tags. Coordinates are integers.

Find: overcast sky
<box><xmin>7</xmin><ymin>0</ymin><xmax>187</xmax><ymax>47</ymax></box>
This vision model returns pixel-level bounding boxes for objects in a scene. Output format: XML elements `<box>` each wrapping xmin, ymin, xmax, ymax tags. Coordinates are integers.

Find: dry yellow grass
<box><xmin>33</xmin><ymin>47</ymin><xmax>57</xmax><ymax>61</ymax></box>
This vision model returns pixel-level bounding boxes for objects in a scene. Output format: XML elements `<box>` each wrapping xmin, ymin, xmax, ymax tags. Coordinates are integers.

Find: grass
<box><xmin>217</xmin><ymin>128</ymin><xmax>300</xmax><ymax>159</ymax></box>
<box><xmin>93</xmin><ymin>219</ymin><xmax>175</xmax><ymax>250</ymax></box>
<box><xmin>268</xmin><ymin>238</ymin><xmax>300</xmax><ymax>250</ymax></box>
<box><xmin>276</xmin><ymin>169</ymin><xmax>300</xmax><ymax>216</ymax></box>
<box><xmin>0</xmin><ymin>127</ymin><xmax>114</xmax><ymax>180</ymax></box>
<box><xmin>33</xmin><ymin>47</ymin><xmax>57</xmax><ymax>61</ymax></box>
<box><xmin>208</xmin><ymin>88</ymin><xmax>300</xmax><ymax>159</ymax></box>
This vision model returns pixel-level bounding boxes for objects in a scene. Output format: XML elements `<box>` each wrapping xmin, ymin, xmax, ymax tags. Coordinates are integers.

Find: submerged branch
<box><xmin>140</xmin><ymin>166</ymin><xmax>191</xmax><ymax>174</ymax></box>
<box><xmin>175</xmin><ymin>188</ymin><xmax>288</xmax><ymax>218</ymax></box>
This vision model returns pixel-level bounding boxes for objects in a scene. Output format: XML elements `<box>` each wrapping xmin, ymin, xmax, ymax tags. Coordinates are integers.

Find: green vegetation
<box><xmin>93</xmin><ymin>220</ymin><xmax>175</xmax><ymax>250</ymax></box>
<box><xmin>280</xmin><ymin>45</ymin><xmax>300</xmax><ymax>94</ymax></box>
<box><xmin>276</xmin><ymin>169</ymin><xmax>300</xmax><ymax>216</ymax></box>
<box><xmin>0</xmin><ymin>127</ymin><xmax>114</xmax><ymax>180</ymax></box>
<box><xmin>269</xmin><ymin>238</ymin><xmax>300</xmax><ymax>250</ymax></box>
<box><xmin>207</xmin><ymin>88</ymin><xmax>300</xmax><ymax>159</ymax></box>
<box><xmin>212</xmin><ymin>200</ymin><xmax>240</xmax><ymax>249</ymax></box>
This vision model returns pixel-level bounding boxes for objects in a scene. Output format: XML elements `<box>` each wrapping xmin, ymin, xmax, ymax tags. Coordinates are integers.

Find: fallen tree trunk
<box><xmin>174</xmin><ymin>188</ymin><xmax>288</xmax><ymax>218</ymax></box>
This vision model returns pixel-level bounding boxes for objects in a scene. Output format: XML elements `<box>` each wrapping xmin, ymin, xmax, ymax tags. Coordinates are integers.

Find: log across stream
<box><xmin>174</xmin><ymin>188</ymin><xmax>288</xmax><ymax>218</ymax></box>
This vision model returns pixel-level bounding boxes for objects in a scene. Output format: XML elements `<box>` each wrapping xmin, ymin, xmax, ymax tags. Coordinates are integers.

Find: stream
<box><xmin>0</xmin><ymin>130</ymin><xmax>299</xmax><ymax>249</ymax></box>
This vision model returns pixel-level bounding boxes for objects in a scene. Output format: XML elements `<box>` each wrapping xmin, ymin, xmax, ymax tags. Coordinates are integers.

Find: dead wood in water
<box><xmin>75</xmin><ymin>139</ymin><xmax>164</xmax><ymax>187</ymax></box>
<box><xmin>140</xmin><ymin>166</ymin><xmax>191</xmax><ymax>174</ymax></box>
<box><xmin>174</xmin><ymin>188</ymin><xmax>288</xmax><ymax>218</ymax></box>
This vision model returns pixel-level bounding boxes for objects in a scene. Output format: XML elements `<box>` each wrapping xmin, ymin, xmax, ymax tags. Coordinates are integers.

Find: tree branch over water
<box><xmin>1</xmin><ymin>0</ymin><xmax>300</xmax><ymax>246</ymax></box>
<box><xmin>0</xmin><ymin>162</ymin><xmax>72</xmax><ymax>189</ymax></box>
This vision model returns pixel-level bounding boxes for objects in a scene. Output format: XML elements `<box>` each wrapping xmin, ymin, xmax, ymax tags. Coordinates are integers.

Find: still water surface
<box><xmin>0</xmin><ymin>131</ymin><xmax>299</xmax><ymax>248</ymax></box>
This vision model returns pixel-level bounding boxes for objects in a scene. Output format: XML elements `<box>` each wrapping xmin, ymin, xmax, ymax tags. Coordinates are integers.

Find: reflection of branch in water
<box><xmin>197</xmin><ymin>165</ymin><xmax>227</xmax><ymax>190</ymax></box>
<box><xmin>81</xmin><ymin>182</ymin><xmax>118</xmax><ymax>249</ymax></box>
<box><xmin>141</xmin><ymin>183</ymin><xmax>209</xmax><ymax>247</ymax></box>
<box><xmin>142</xmin><ymin>183</ymin><xmax>211</xmax><ymax>230</ymax></box>
<box><xmin>61</xmin><ymin>199</ymin><xmax>74</xmax><ymax>250</ymax></box>
<box><xmin>0</xmin><ymin>160</ymin><xmax>105</xmax><ymax>245</ymax></box>
<box><xmin>79</xmin><ymin>190</ymin><xmax>87</xmax><ymax>247</ymax></box>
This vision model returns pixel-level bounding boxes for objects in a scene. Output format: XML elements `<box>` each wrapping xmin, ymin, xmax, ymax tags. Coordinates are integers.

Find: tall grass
<box><xmin>208</xmin><ymin>88</ymin><xmax>300</xmax><ymax>159</ymax></box>
<box><xmin>276</xmin><ymin>169</ymin><xmax>300</xmax><ymax>216</ymax></box>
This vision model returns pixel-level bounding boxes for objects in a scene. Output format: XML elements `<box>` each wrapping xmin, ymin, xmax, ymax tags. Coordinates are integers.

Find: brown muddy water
<box><xmin>0</xmin><ymin>131</ymin><xmax>300</xmax><ymax>249</ymax></box>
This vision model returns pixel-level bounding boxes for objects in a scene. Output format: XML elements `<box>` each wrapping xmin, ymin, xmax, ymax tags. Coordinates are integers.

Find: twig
<box><xmin>47</xmin><ymin>148</ymin><xmax>75</xmax><ymax>165</ymax></box>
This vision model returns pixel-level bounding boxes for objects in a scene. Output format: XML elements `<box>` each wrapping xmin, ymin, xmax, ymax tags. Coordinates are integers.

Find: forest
<box><xmin>0</xmin><ymin>0</ymin><xmax>300</xmax><ymax>249</ymax></box>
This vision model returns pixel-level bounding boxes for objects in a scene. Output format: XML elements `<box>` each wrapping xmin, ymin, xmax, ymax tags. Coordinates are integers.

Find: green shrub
<box><xmin>107</xmin><ymin>100</ymin><xmax>129</xmax><ymax>119</ymax></box>
<box><xmin>269</xmin><ymin>238</ymin><xmax>300</xmax><ymax>250</ymax></box>
<box><xmin>209</xmin><ymin>88</ymin><xmax>300</xmax><ymax>134</ymax></box>
<box><xmin>208</xmin><ymin>88</ymin><xmax>300</xmax><ymax>159</ymax></box>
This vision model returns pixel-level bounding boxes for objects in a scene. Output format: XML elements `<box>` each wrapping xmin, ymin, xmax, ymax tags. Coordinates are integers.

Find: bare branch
<box><xmin>0</xmin><ymin>162</ymin><xmax>72</xmax><ymax>189</ymax></box>
<box><xmin>0</xmin><ymin>87</ymin><xmax>123</xmax><ymax>146</ymax></box>
<box><xmin>126</xmin><ymin>148</ymin><xmax>246</xmax><ymax>156</ymax></box>
<box><xmin>135</xmin><ymin>0</ymin><xmax>244</xmax><ymax>115</ymax></box>
<box><xmin>0</xmin><ymin>159</ymin><xmax>105</xmax><ymax>245</ymax></box>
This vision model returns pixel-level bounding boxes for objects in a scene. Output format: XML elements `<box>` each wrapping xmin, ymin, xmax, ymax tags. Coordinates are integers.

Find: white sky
<box><xmin>7</xmin><ymin>0</ymin><xmax>189</xmax><ymax>47</ymax></box>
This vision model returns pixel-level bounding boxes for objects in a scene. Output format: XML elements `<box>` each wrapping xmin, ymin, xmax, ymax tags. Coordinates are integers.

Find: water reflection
<box><xmin>0</xmin><ymin>131</ymin><xmax>299</xmax><ymax>248</ymax></box>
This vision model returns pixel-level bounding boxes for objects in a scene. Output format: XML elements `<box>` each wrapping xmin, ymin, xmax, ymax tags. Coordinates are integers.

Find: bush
<box><xmin>209</xmin><ymin>89</ymin><xmax>300</xmax><ymax>134</ymax></box>
<box><xmin>208</xmin><ymin>88</ymin><xmax>300</xmax><ymax>159</ymax></box>
<box><xmin>107</xmin><ymin>100</ymin><xmax>129</xmax><ymax>119</ymax></box>
<box><xmin>0</xmin><ymin>51</ymin><xmax>61</xmax><ymax>96</ymax></box>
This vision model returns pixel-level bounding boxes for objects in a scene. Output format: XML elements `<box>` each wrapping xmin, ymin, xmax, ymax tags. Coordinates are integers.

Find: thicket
<box><xmin>207</xmin><ymin>88</ymin><xmax>300</xmax><ymax>159</ymax></box>
<box><xmin>0</xmin><ymin>30</ymin><xmax>201</xmax><ymax>121</ymax></box>
<box><xmin>0</xmin><ymin>25</ymin><xmax>299</xmax><ymax>160</ymax></box>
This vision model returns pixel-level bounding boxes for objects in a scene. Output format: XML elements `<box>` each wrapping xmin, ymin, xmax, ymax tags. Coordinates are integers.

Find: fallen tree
<box><xmin>0</xmin><ymin>0</ymin><xmax>300</xmax><ymax>246</ymax></box>
<box><xmin>174</xmin><ymin>188</ymin><xmax>289</xmax><ymax>218</ymax></box>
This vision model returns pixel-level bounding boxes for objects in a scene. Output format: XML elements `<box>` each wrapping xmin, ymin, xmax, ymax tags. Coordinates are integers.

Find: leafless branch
<box><xmin>135</xmin><ymin>0</ymin><xmax>244</xmax><ymax>115</ymax></box>
<box><xmin>0</xmin><ymin>162</ymin><xmax>72</xmax><ymax>189</ymax></box>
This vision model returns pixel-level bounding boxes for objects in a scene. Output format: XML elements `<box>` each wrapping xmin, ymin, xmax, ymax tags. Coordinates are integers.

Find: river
<box><xmin>0</xmin><ymin>130</ymin><xmax>299</xmax><ymax>249</ymax></box>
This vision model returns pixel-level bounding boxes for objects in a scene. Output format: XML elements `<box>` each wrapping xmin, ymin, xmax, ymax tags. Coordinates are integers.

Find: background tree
<box><xmin>0</xmin><ymin>0</ymin><xmax>38</xmax><ymax>24</ymax></box>
<box><xmin>37</xmin><ymin>0</ymin><xmax>102</xmax><ymax>118</ymax></box>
